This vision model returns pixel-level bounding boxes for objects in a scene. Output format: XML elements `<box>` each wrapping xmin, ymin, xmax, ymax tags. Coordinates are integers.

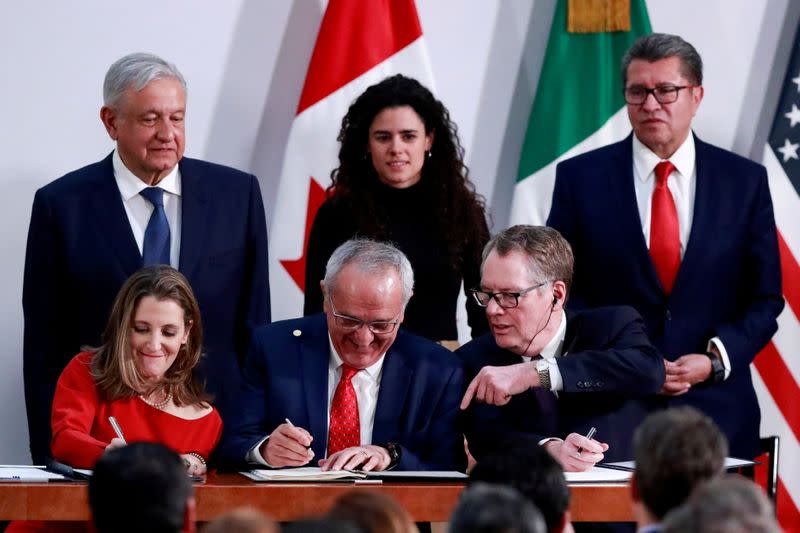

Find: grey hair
<box><xmin>622</xmin><ymin>33</ymin><xmax>703</xmax><ymax>86</ymax></box>
<box><xmin>662</xmin><ymin>475</ymin><xmax>780</xmax><ymax>533</ymax></box>
<box><xmin>103</xmin><ymin>52</ymin><xmax>187</xmax><ymax>109</ymax></box>
<box><xmin>323</xmin><ymin>239</ymin><xmax>414</xmax><ymax>307</ymax></box>
<box><xmin>481</xmin><ymin>225</ymin><xmax>573</xmax><ymax>292</ymax></box>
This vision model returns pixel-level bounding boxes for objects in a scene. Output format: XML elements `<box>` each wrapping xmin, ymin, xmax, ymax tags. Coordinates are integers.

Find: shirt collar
<box><xmin>522</xmin><ymin>310</ymin><xmax>567</xmax><ymax>361</ymax></box>
<box><xmin>327</xmin><ymin>334</ymin><xmax>386</xmax><ymax>379</ymax></box>
<box><xmin>112</xmin><ymin>149</ymin><xmax>182</xmax><ymax>201</ymax></box>
<box><xmin>632</xmin><ymin>132</ymin><xmax>696</xmax><ymax>183</ymax></box>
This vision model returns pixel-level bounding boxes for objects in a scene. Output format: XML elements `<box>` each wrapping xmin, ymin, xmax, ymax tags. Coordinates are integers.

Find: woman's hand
<box><xmin>181</xmin><ymin>453</ymin><xmax>207</xmax><ymax>476</ymax></box>
<box><xmin>105</xmin><ymin>437</ymin><xmax>127</xmax><ymax>453</ymax></box>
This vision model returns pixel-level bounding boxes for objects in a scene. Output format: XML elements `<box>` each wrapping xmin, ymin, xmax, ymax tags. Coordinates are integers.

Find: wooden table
<box><xmin>0</xmin><ymin>473</ymin><xmax>634</xmax><ymax>522</ymax></box>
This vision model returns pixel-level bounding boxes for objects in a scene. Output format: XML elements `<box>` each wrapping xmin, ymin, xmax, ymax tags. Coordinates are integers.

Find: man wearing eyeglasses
<box><xmin>458</xmin><ymin>225</ymin><xmax>664</xmax><ymax>471</ymax></box>
<box><xmin>218</xmin><ymin>238</ymin><xmax>465</xmax><ymax>472</ymax></box>
<box><xmin>547</xmin><ymin>33</ymin><xmax>783</xmax><ymax>459</ymax></box>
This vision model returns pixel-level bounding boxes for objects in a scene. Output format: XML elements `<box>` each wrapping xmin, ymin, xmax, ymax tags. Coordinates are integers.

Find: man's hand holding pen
<box><xmin>544</xmin><ymin>428</ymin><xmax>608</xmax><ymax>472</ymax></box>
<box><xmin>260</xmin><ymin>419</ymin><xmax>315</xmax><ymax>467</ymax></box>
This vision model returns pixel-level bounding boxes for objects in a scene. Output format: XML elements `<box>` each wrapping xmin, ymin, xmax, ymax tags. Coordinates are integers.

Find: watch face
<box><xmin>536</xmin><ymin>360</ymin><xmax>549</xmax><ymax>371</ymax></box>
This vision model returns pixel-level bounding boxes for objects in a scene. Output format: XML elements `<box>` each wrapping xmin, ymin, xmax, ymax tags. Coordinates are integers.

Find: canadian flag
<box><xmin>268</xmin><ymin>0</ymin><xmax>436</xmax><ymax>321</ymax></box>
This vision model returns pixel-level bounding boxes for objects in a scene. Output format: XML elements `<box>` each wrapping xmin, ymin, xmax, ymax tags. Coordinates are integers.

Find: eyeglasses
<box><xmin>623</xmin><ymin>85</ymin><xmax>698</xmax><ymax>105</ymax></box>
<box><xmin>471</xmin><ymin>281</ymin><xmax>549</xmax><ymax>309</ymax></box>
<box><xmin>328</xmin><ymin>299</ymin><xmax>400</xmax><ymax>334</ymax></box>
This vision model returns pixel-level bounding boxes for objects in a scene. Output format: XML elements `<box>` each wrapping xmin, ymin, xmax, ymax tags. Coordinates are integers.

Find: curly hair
<box><xmin>330</xmin><ymin>74</ymin><xmax>489</xmax><ymax>271</ymax></box>
<box><xmin>89</xmin><ymin>265</ymin><xmax>210</xmax><ymax>406</ymax></box>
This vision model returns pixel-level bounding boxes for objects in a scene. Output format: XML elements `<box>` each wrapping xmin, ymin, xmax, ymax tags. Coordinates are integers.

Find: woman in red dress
<box><xmin>8</xmin><ymin>265</ymin><xmax>222</xmax><ymax>533</ymax></box>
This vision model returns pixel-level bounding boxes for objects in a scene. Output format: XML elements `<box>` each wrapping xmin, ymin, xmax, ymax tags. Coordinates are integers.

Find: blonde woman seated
<box><xmin>51</xmin><ymin>265</ymin><xmax>222</xmax><ymax>474</ymax></box>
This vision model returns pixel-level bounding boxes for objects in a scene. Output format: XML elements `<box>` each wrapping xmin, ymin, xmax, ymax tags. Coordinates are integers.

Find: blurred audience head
<box><xmin>469</xmin><ymin>444</ymin><xmax>572</xmax><ymax>533</ymax></box>
<box><xmin>632</xmin><ymin>407</ymin><xmax>727</xmax><ymax>524</ymax></box>
<box><xmin>282</xmin><ymin>519</ymin><xmax>362</xmax><ymax>533</ymax></box>
<box><xmin>449</xmin><ymin>482</ymin><xmax>546</xmax><ymax>533</ymax></box>
<box><xmin>327</xmin><ymin>490</ymin><xmax>418</xmax><ymax>533</ymax></box>
<box><xmin>201</xmin><ymin>507</ymin><xmax>278</xmax><ymax>533</ymax></box>
<box><xmin>89</xmin><ymin>442</ymin><xmax>194</xmax><ymax>533</ymax></box>
<box><xmin>662</xmin><ymin>475</ymin><xmax>780</xmax><ymax>533</ymax></box>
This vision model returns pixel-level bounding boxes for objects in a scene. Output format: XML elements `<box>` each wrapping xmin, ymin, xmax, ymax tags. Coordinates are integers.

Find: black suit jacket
<box><xmin>548</xmin><ymin>134</ymin><xmax>784</xmax><ymax>458</ymax></box>
<box><xmin>217</xmin><ymin>314</ymin><xmax>466</xmax><ymax>471</ymax></box>
<box><xmin>457</xmin><ymin>306</ymin><xmax>664</xmax><ymax>462</ymax></box>
<box><xmin>23</xmin><ymin>153</ymin><xmax>271</xmax><ymax>462</ymax></box>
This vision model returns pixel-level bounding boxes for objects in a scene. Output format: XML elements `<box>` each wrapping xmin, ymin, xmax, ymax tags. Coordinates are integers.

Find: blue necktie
<box><xmin>140</xmin><ymin>187</ymin><xmax>171</xmax><ymax>265</ymax></box>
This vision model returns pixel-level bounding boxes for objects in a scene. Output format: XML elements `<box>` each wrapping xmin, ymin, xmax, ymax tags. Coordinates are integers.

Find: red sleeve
<box><xmin>50</xmin><ymin>353</ymin><xmax>107</xmax><ymax>467</ymax></box>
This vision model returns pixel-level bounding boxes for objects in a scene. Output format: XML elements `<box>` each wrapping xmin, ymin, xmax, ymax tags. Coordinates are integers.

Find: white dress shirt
<box><xmin>521</xmin><ymin>309</ymin><xmax>567</xmax><ymax>392</ymax></box>
<box><xmin>247</xmin><ymin>336</ymin><xmax>386</xmax><ymax>466</ymax></box>
<box><xmin>631</xmin><ymin>135</ymin><xmax>730</xmax><ymax>379</ymax></box>
<box><xmin>112</xmin><ymin>150</ymin><xmax>182</xmax><ymax>268</ymax></box>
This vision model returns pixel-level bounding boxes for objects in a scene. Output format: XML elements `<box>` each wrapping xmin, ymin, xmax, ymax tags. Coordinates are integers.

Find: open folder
<box><xmin>241</xmin><ymin>467</ymin><xmax>468</xmax><ymax>482</ymax></box>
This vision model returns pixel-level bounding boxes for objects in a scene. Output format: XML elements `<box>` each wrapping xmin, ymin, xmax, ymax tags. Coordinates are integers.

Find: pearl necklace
<box><xmin>139</xmin><ymin>391</ymin><xmax>172</xmax><ymax>410</ymax></box>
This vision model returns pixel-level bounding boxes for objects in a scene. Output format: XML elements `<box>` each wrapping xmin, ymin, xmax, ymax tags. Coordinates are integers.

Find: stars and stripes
<box><xmin>760</xmin><ymin>25</ymin><xmax>800</xmax><ymax>531</ymax></box>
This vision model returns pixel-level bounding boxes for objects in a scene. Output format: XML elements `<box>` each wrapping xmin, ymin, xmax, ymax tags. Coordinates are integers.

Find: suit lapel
<box><xmin>372</xmin><ymin>337</ymin><xmax>413</xmax><ymax>444</ymax></box>
<box><xmin>300</xmin><ymin>316</ymin><xmax>330</xmax><ymax>453</ymax></box>
<box><xmin>90</xmin><ymin>153</ymin><xmax>142</xmax><ymax>274</ymax></box>
<box><xmin>675</xmin><ymin>134</ymin><xmax>713</xmax><ymax>291</ymax></box>
<box><xmin>178</xmin><ymin>159</ymin><xmax>210</xmax><ymax>278</ymax></box>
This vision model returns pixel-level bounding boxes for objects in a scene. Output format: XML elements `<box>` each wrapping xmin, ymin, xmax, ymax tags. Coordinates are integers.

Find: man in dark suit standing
<box><xmin>458</xmin><ymin>225</ymin><xmax>664</xmax><ymax>470</ymax></box>
<box><xmin>23</xmin><ymin>53</ymin><xmax>270</xmax><ymax>463</ymax></box>
<box><xmin>547</xmin><ymin>34</ymin><xmax>784</xmax><ymax>459</ymax></box>
<box><xmin>218</xmin><ymin>239</ymin><xmax>465</xmax><ymax>472</ymax></box>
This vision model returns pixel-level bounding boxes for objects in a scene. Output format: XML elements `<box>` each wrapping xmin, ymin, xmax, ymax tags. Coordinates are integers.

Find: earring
<box><xmin>426</xmin><ymin>150</ymin><xmax>432</xmax><ymax>159</ymax></box>
<box><xmin>364</xmin><ymin>152</ymin><xmax>370</xmax><ymax>160</ymax></box>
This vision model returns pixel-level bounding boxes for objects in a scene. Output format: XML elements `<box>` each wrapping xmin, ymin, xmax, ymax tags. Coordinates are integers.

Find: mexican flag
<box><xmin>268</xmin><ymin>0</ymin><xmax>435</xmax><ymax>321</ymax></box>
<box><xmin>510</xmin><ymin>0</ymin><xmax>651</xmax><ymax>226</ymax></box>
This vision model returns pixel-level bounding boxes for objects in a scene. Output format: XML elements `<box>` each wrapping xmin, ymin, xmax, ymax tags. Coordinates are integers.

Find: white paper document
<box><xmin>0</xmin><ymin>467</ymin><xmax>65</xmax><ymax>482</ymax></box>
<box><xmin>242</xmin><ymin>467</ymin><xmax>468</xmax><ymax>482</ymax></box>
<box><xmin>564</xmin><ymin>466</ymin><xmax>632</xmax><ymax>483</ymax></box>
<box><xmin>242</xmin><ymin>467</ymin><xmax>366</xmax><ymax>482</ymax></box>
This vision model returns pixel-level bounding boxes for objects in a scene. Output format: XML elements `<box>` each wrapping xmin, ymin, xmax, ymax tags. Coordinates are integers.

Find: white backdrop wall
<box><xmin>0</xmin><ymin>0</ymin><xmax>792</xmax><ymax>462</ymax></box>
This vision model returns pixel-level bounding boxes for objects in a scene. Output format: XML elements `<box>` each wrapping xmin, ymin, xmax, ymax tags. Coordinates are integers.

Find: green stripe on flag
<box><xmin>516</xmin><ymin>0</ymin><xmax>651</xmax><ymax>182</ymax></box>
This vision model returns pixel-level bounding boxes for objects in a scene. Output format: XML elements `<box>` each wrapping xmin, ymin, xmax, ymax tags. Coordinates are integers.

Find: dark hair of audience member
<box><xmin>89</xmin><ymin>442</ymin><xmax>193</xmax><ymax>533</ymax></box>
<box><xmin>327</xmin><ymin>490</ymin><xmax>418</xmax><ymax>533</ymax></box>
<box><xmin>201</xmin><ymin>507</ymin><xmax>279</xmax><ymax>533</ymax></box>
<box><xmin>662</xmin><ymin>475</ymin><xmax>780</xmax><ymax>533</ymax></box>
<box><xmin>469</xmin><ymin>444</ymin><xmax>570</xmax><ymax>533</ymax></box>
<box><xmin>633</xmin><ymin>406</ymin><xmax>727</xmax><ymax>520</ymax></box>
<box><xmin>449</xmin><ymin>482</ymin><xmax>546</xmax><ymax>533</ymax></box>
<box><xmin>282</xmin><ymin>519</ymin><xmax>362</xmax><ymax>533</ymax></box>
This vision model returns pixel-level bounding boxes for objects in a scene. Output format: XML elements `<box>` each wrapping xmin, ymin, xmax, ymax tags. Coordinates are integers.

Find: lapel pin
<box><xmin>293</xmin><ymin>329</ymin><xmax>302</xmax><ymax>337</ymax></box>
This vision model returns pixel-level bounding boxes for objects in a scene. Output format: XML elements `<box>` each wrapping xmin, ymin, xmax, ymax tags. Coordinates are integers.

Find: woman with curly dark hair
<box><xmin>304</xmin><ymin>74</ymin><xmax>489</xmax><ymax>344</ymax></box>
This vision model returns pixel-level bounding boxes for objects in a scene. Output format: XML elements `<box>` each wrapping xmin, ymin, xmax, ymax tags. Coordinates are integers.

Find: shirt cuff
<box><xmin>246</xmin><ymin>435</ymin><xmax>272</xmax><ymax>466</ymax></box>
<box><xmin>538</xmin><ymin>437</ymin><xmax>563</xmax><ymax>446</ymax></box>
<box><xmin>708</xmin><ymin>337</ymin><xmax>731</xmax><ymax>380</ymax></box>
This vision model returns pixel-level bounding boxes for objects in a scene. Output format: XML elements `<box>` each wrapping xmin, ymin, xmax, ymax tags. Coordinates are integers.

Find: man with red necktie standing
<box><xmin>548</xmin><ymin>33</ymin><xmax>783</xmax><ymax>459</ymax></box>
<box><xmin>218</xmin><ymin>239</ymin><xmax>465</xmax><ymax>471</ymax></box>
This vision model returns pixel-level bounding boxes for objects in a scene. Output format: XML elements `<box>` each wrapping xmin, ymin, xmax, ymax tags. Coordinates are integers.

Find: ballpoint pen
<box><xmin>576</xmin><ymin>426</ymin><xmax>597</xmax><ymax>454</ymax></box>
<box><xmin>108</xmin><ymin>416</ymin><xmax>127</xmax><ymax>444</ymax></box>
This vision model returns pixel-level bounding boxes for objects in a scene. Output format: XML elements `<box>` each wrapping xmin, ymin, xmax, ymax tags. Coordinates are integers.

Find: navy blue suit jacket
<box><xmin>218</xmin><ymin>314</ymin><xmax>466</xmax><ymax>471</ymax></box>
<box><xmin>548</xmin><ymin>134</ymin><xmax>784</xmax><ymax>458</ymax></box>
<box><xmin>457</xmin><ymin>306</ymin><xmax>664</xmax><ymax>463</ymax></box>
<box><xmin>23</xmin><ymin>153</ymin><xmax>271</xmax><ymax>462</ymax></box>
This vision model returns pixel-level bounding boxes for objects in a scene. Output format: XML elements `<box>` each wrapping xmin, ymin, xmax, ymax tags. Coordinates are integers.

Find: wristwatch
<box><xmin>704</xmin><ymin>352</ymin><xmax>725</xmax><ymax>384</ymax></box>
<box><xmin>536</xmin><ymin>359</ymin><xmax>551</xmax><ymax>390</ymax></box>
<box><xmin>380</xmin><ymin>442</ymin><xmax>402</xmax><ymax>469</ymax></box>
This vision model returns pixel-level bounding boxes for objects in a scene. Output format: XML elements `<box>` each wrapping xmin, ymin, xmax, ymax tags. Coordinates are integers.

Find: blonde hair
<box><xmin>89</xmin><ymin>265</ymin><xmax>210</xmax><ymax>405</ymax></box>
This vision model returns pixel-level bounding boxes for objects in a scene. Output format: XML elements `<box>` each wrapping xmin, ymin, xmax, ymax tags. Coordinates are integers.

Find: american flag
<box><xmin>759</xmin><ymin>24</ymin><xmax>800</xmax><ymax>531</ymax></box>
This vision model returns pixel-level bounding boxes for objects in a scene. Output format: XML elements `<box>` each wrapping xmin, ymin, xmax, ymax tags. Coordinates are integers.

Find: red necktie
<box><xmin>649</xmin><ymin>161</ymin><xmax>680</xmax><ymax>294</ymax></box>
<box><xmin>327</xmin><ymin>364</ymin><xmax>361</xmax><ymax>456</ymax></box>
